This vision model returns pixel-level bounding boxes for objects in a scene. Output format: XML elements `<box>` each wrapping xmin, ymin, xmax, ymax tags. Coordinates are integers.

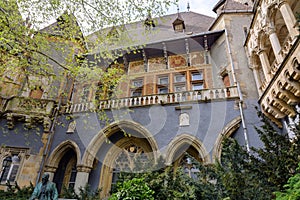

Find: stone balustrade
<box><xmin>5</xmin><ymin>97</ymin><xmax>55</xmax><ymax>116</ymax></box>
<box><xmin>279</xmin><ymin>35</ymin><xmax>294</xmax><ymax>59</ymax></box>
<box><xmin>259</xmin><ymin>41</ymin><xmax>300</xmax><ymax>127</ymax></box>
<box><xmin>65</xmin><ymin>86</ymin><xmax>239</xmax><ymax>113</ymax></box>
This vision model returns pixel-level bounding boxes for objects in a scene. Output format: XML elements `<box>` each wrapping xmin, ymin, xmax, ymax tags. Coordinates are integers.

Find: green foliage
<box><xmin>145</xmin><ymin>166</ymin><xmax>196</xmax><ymax>200</ymax></box>
<box><xmin>213</xmin><ymin>111</ymin><xmax>300</xmax><ymax>200</ymax></box>
<box><xmin>252</xmin><ymin>113</ymin><xmax>300</xmax><ymax>192</ymax></box>
<box><xmin>215</xmin><ymin>138</ymin><xmax>274</xmax><ymax>200</ymax></box>
<box><xmin>108</xmin><ymin>178</ymin><xmax>154</xmax><ymax>200</ymax></box>
<box><xmin>77</xmin><ymin>184</ymin><xmax>101</xmax><ymax>200</ymax></box>
<box><xmin>0</xmin><ymin>0</ymin><xmax>177</xmax><ymax>100</ymax></box>
<box><xmin>275</xmin><ymin>163</ymin><xmax>300</xmax><ymax>200</ymax></box>
<box><xmin>112</xmin><ymin>156</ymin><xmax>196</xmax><ymax>200</ymax></box>
<box><xmin>60</xmin><ymin>184</ymin><xmax>102</xmax><ymax>199</ymax></box>
<box><xmin>60</xmin><ymin>185</ymin><xmax>78</xmax><ymax>199</ymax></box>
<box><xmin>0</xmin><ymin>181</ymin><xmax>34</xmax><ymax>200</ymax></box>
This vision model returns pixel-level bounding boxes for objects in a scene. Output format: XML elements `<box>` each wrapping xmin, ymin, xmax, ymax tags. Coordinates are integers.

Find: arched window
<box><xmin>111</xmin><ymin>144</ymin><xmax>148</xmax><ymax>188</ymax></box>
<box><xmin>179</xmin><ymin>154</ymin><xmax>200</xmax><ymax>180</ymax></box>
<box><xmin>0</xmin><ymin>155</ymin><xmax>20</xmax><ymax>184</ymax></box>
<box><xmin>53</xmin><ymin>150</ymin><xmax>77</xmax><ymax>193</ymax></box>
<box><xmin>222</xmin><ymin>74</ymin><xmax>230</xmax><ymax>87</ymax></box>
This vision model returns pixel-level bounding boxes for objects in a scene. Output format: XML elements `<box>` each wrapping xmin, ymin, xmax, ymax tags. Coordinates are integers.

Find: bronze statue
<box><xmin>30</xmin><ymin>173</ymin><xmax>58</xmax><ymax>200</ymax></box>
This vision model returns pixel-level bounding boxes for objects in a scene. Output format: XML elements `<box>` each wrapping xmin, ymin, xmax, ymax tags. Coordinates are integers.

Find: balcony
<box><xmin>259</xmin><ymin>38</ymin><xmax>300</xmax><ymax>127</ymax></box>
<box><xmin>4</xmin><ymin>97</ymin><xmax>55</xmax><ymax>131</ymax></box>
<box><xmin>65</xmin><ymin>86</ymin><xmax>239</xmax><ymax>113</ymax></box>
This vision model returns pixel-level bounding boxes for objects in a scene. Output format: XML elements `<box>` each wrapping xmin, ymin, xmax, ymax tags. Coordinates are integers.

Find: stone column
<box><xmin>278</xmin><ymin>1</ymin><xmax>298</xmax><ymax>39</ymax></box>
<box><xmin>74</xmin><ymin>165</ymin><xmax>92</xmax><ymax>194</ymax></box>
<box><xmin>257</xmin><ymin>49</ymin><xmax>272</xmax><ymax>82</ymax></box>
<box><xmin>265</xmin><ymin>26</ymin><xmax>283</xmax><ymax>63</ymax></box>
<box><xmin>251</xmin><ymin>65</ymin><xmax>263</xmax><ymax>96</ymax></box>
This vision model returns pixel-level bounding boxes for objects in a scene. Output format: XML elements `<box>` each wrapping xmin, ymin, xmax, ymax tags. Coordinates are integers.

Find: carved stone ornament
<box><xmin>179</xmin><ymin>113</ymin><xmax>190</xmax><ymax>126</ymax></box>
<box><xmin>66</xmin><ymin>120</ymin><xmax>76</xmax><ymax>134</ymax></box>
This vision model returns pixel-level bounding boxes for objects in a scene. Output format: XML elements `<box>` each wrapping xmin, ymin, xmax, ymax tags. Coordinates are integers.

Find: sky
<box><xmin>168</xmin><ymin>0</ymin><xmax>219</xmax><ymax>17</ymax></box>
<box><xmin>22</xmin><ymin>0</ymin><xmax>220</xmax><ymax>32</ymax></box>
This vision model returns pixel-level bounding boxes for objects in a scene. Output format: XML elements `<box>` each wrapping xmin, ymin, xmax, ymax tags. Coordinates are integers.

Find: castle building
<box><xmin>0</xmin><ymin>0</ymin><xmax>299</xmax><ymax>197</ymax></box>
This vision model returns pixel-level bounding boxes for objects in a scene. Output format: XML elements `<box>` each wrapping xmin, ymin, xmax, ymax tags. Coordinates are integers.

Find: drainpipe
<box><xmin>224</xmin><ymin>28</ymin><xmax>250</xmax><ymax>152</ymax></box>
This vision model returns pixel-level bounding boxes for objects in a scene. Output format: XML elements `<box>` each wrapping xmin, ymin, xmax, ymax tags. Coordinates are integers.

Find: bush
<box><xmin>109</xmin><ymin>178</ymin><xmax>154</xmax><ymax>200</ymax></box>
<box><xmin>0</xmin><ymin>181</ymin><xmax>34</xmax><ymax>200</ymax></box>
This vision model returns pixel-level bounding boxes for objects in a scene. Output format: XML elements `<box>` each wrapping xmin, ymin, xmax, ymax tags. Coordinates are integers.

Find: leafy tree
<box><xmin>77</xmin><ymin>184</ymin><xmax>102</xmax><ymax>200</ymax></box>
<box><xmin>108</xmin><ymin>177</ymin><xmax>154</xmax><ymax>200</ymax></box>
<box><xmin>113</xmin><ymin>156</ymin><xmax>196</xmax><ymax>200</ymax></box>
<box><xmin>215</xmin><ymin>138</ymin><xmax>273</xmax><ymax>200</ymax></box>
<box><xmin>0</xmin><ymin>0</ymin><xmax>177</xmax><ymax>100</ymax></box>
<box><xmin>252</xmin><ymin>112</ymin><xmax>300</xmax><ymax>192</ymax></box>
<box><xmin>275</xmin><ymin>163</ymin><xmax>300</xmax><ymax>200</ymax></box>
<box><xmin>61</xmin><ymin>184</ymin><xmax>102</xmax><ymax>200</ymax></box>
<box><xmin>213</xmin><ymin>110</ymin><xmax>300</xmax><ymax>200</ymax></box>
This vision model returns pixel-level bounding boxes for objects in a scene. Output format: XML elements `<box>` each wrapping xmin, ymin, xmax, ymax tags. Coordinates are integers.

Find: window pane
<box><xmin>159</xmin><ymin>77</ymin><xmax>169</xmax><ymax>85</ymax></box>
<box><xmin>175</xmin><ymin>24</ymin><xmax>183</xmax><ymax>31</ymax></box>
<box><xmin>8</xmin><ymin>164</ymin><xmax>19</xmax><ymax>182</ymax></box>
<box><xmin>174</xmin><ymin>74</ymin><xmax>186</xmax><ymax>83</ymax></box>
<box><xmin>0</xmin><ymin>157</ymin><xmax>12</xmax><ymax>183</ymax></box>
<box><xmin>192</xmin><ymin>84</ymin><xmax>203</xmax><ymax>90</ymax></box>
<box><xmin>0</xmin><ymin>167</ymin><xmax>10</xmax><ymax>183</ymax></box>
<box><xmin>132</xmin><ymin>80</ymin><xmax>143</xmax><ymax>87</ymax></box>
<box><xmin>131</xmin><ymin>89</ymin><xmax>142</xmax><ymax>97</ymax></box>
<box><xmin>158</xmin><ymin>87</ymin><xmax>168</xmax><ymax>94</ymax></box>
<box><xmin>69</xmin><ymin>166</ymin><xmax>77</xmax><ymax>183</ymax></box>
<box><xmin>191</xmin><ymin>72</ymin><xmax>203</xmax><ymax>81</ymax></box>
<box><xmin>174</xmin><ymin>85</ymin><xmax>186</xmax><ymax>92</ymax></box>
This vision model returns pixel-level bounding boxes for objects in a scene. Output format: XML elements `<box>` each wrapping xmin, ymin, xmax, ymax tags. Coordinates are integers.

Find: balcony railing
<box><xmin>259</xmin><ymin>39</ymin><xmax>300</xmax><ymax>127</ymax></box>
<box><xmin>65</xmin><ymin>86</ymin><xmax>239</xmax><ymax>113</ymax></box>
<box><xmin>5</xmin><ymin>97</ymin><xmax>55</xmax><ymax>116</ymax></box>
<box><xmin>279</xmin><ymin>35</ymin><xmax>294</xmax><ymax>59</ymax></box>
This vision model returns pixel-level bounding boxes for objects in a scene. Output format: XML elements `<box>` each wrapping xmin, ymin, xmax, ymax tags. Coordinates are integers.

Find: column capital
<box><xmin>277</xmin><ymin>0</ymin><xmax>288</xmax><ymax>9</ymax></box>
<box><xmin>250</xmin><ymin>64</ymin><xmax>260</xmax><ymax>71</ymax></box>
<box><xmin>44</xmin><ymin>165</ymin><xmax>57</xmax><ymax>173</ymax></box>
<box><xmin>263</xmin><ymin>25</ymin><xmax>276</xmax><ymax>36</ymax></box>
<box><xmin>257</xmin><ymin>48</ymin><xmax>267</xmax><ymax>55</ymax></box>
<box><xmin>77</xmin><ymin>164</ymin><xmax>92</xmax><ymax>173</ymax></box>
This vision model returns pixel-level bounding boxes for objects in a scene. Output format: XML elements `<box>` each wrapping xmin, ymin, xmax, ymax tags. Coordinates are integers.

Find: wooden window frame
<box><xmin>173</xmin><ymin>73</ymin><xmax>186</xmax><ymax>92</ymax></box>
<box><xmin>130</xmin><ymin>78</ymin><xmax>144</xmax><ymax>97</ymax></box>
<box><xmin>157</xmin><ymin>75</ymin><xmax>169</xmax><ymax>94</ymax></box>
<box><xmin>190</xmin><ymin>71</ymin><xmax>204</xmax><ymax>91</ymax></box>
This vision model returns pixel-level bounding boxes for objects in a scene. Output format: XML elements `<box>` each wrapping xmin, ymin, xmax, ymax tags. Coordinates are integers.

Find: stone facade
<box><xmin>0</xmin><ymin>0</ymin><xmax>299</xmax><ymax>198</ymax></box>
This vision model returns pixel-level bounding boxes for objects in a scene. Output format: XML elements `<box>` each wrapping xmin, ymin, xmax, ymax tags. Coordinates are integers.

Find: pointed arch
<box><xmin>165</xmin><ymin>133</ymin><xmax>209</xmax><ymax>165</ymax></box>
<box><xmin>81</xmin><ymin>120</ymin><xmax>159</xmax><ymax>168</ymax></box>
<box><xmin>212</xmin><ymin>116</ymin><xmax>242</xmax><ymax>163</ymax></box>
<box><xmin>46</xmin><ymin>140</ymin><xmax>81</xmax><ymax>169</ymax></box>
<box><xmin>99</xmin><ymin>136</ymin><xmax>155</xmax><ymax>196</ymax></box>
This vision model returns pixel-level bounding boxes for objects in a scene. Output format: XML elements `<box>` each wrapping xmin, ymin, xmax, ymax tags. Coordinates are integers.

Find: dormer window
<box><xmin>174</xmin><ymin>23</ymin><xmax>184</xmax><ymax>32</ymax></box>
<box><xmin>172</xmin><ymin>14</ymin><xmax>185</xmax><ymax>32</ymax></box>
